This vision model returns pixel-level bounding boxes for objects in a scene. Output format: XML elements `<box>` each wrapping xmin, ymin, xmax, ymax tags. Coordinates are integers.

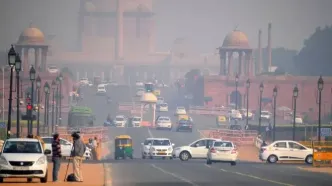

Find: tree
<box><xmin>294</xmin><ymin>26</ymin><xmax>332</xmax><ymax>76</ymax></box>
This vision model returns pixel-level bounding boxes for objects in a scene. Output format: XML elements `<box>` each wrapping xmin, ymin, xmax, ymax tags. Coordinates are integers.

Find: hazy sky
<box><xmin>0</xmin><ymin>0</ymin><xmax>331</xmax><ymax>53</ymax></box>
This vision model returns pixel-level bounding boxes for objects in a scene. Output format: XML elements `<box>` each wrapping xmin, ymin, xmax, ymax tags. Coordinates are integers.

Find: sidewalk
<box><xmin>298</xmin><ymin>166</ymin><xmax>332</xmax><ymax>175</ymax></box>
<box><xmin>2</xmin><ymin>163</ymin><xmax>105</xmax><ymax>186</ymax></box>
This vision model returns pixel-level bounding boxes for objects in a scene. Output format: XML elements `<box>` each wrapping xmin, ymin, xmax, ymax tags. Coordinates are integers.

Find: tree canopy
<box><xmin>293</xmin><ymin>26</ymin><xmax>332</xmax><ymax>76</ymax></box>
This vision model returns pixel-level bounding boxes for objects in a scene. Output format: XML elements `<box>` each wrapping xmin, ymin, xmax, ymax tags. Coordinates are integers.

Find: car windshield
<box><xmin>144</xmin><ymin>140</ymin><xmax>153</xmax><ymax>145</ymax></box>
<box><xmin>152</xmin><ymin>140</ymin><xmax>170</xmax><ymax>146</ymax></box>
<box><xmin>214</xmin><ymin>141</ymin><xmax>233</xmax><ymax>147</ymax></box>
<box><xmin>160</xmin><ymin>103</ymin><xmax>167</xmax><ymax>107</ymax></box>
<box><xmin>261</xmin><ymin>111</ymin><xmax>269</xmax><ymax>115</ymax></box>
<box><xmin>133</xmin><ymin>117</ymin><xmax>141</xmax><ymax>121</ymax></box>
<box><xmin>180</xmin><ymin>120</ymin><xmax>190</xmax><ymax>125</ymax></box>
<box><xmin>49</xmin><ymin>66</ymin><xmax>57</xmax><ymax>69</ymax></box>
<box><xmin>3</xmin><ymin>141</ymin><xmax>42</xmax><ymax>154</ymax></box>
<box><xmin>158</xmin><ymin>117</ymin><xmax>170</xmax><ymax>121</ymax></box>
<box><xmin>177</xmin><ymin>107</ymin><xmax>185</xmax><ymax>110</ymax></box>
<box><xmin>116</xmin><ymin>117</ymin><xmax>124</xmax><ymax>121</ymax></box>
<box><xmin>69</xmin><ymin>114</ymin><xmax>93</xmax><ymax>127</ymax></box>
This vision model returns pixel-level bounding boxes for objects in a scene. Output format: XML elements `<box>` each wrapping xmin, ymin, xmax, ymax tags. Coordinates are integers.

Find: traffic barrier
<box><xmin>312</xmin><ymin>141</ymin><xmax>332</xmax><ymax>167</ymax></box>
<box><xmin>118</xmin><ymin>102</ymin><xmax>145</xmax><ymax>111</ymax></box>
<box><xmin>189</xmin><ymin>106</ymin><xmax>230</xmax><ymax>116</ymax></box>
<box><xmin>207</xmin><ymin>129</ymin><xmax>258</xmax><ymax>146</ymax></box>
<box><xmin>141</xmin><ymin>121</ymin><xmax>151</xmax><ymax>127</ymax></box>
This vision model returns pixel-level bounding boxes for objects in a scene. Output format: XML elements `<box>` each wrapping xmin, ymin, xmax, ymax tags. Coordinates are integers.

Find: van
<box><xmin>97</xmin><ymin>84</ymin><xmax>106</xmax><ymax>95</ymax></box>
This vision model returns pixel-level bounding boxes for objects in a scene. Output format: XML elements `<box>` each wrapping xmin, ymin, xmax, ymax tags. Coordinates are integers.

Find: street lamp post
<box><xmin>44</xmin><ymin>82</ymin><xmax>50</xmax><ymax>135</ymax></box>
<box><xmin>29</xmin><ymin>66</ymin><xmax>36</xmax><ymax>135</ymax></box>
<box><xmin>36</xmin><ymin>76</ymin><xmax>41</xmax><ymax>136</ymax></box>
<box><xmin>258</xmin><ymin>82</ymin><xmax>264</xmax><ymax>134</ymax></box>
<box><xmin>245</xmin><ymin>79</ymin><xmax>250</xmax><ymax>128</ymax></box>
<box><xmin>15</xmin><ymin>54</ymin><xmax>22</xmax><ymax>138</ymax></box>
<box><xmin>51</xmin><ymin>80</ymin><xmax>56</xmax><ymax>134</ymax></box>
<box><xmin>58</xmin><ymin>73</ymin><xmax>63</xmax><ymax>125</ymax></box>
<box><xmin>235</xmin><ymin>74</ymin><xmax>239</xmax><ymax>110</ymax></box>
<box><xmin>7</xmin><ymin>45</ymin><xmax>16</xmax><ymax>138</ymax></box>
<box><xmin>317</xmin><ymin>76</ymin><xmax>324</xmax><ymax>142</ymax></box>
<box><xmin>292</xmin><ymin>85</ymin><xmax>299</xmax><ymax>141</ymax></box>
<box><xmin>272</xmin><ymin>86</ymin><xmax>278</xmax><ymax>141</ymax></box>
<box><xmin>55</xmin><ymin>77</ymin><xmax>60</xmax><ymax>125</ymax></box>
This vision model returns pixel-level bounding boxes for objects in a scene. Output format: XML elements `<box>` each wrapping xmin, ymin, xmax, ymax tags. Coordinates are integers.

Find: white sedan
<box><xmin>206</xmin><ymin>141</ymin><xmax>238</xmax><ymax>165</ymax></box>
<box><xmin>141</xmin><ymin>138</ymin><xmax>156</xmax><ymax>159</ymax></box>
<box><xmin>0</xmin><ymin>138</ymin><xmax>51</xmax><ymax>183</ymax></box>
<box><xmin>148</xmin><ymin>138</ymin><xmax>174</xmax><ymax>159</ymax></box>
<box><xmin>175</xmin><ymin>106</ymin><xmax>186</xmax><ymax>115</ymax></box>
<box><xmin>156</xmin><ymin>116</ymin><xmax>172</xmax><ymax>130</ymax></box>
<box><xmin>114</xmin><ymin>115</ymin><xmax>127</xmax><ymax>127</ymax></box>
<box><xmin>157</xmin><ymin>103</ymin><xmax>168</xmax><ymax>112</ymax></box>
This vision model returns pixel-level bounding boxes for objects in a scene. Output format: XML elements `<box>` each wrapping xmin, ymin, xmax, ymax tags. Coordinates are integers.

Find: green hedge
<box><xmin>0</xmin><ymin>120</ymin><xmax>43</xmax><ymax>127</ymax></box>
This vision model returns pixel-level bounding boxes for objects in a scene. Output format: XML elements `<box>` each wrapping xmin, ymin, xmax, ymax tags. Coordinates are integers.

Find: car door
<box><xmin>190</xmin><ymin>140</ymin><xmax>207</xmax><ymax>158</ymax></box>
<box><xmin>60</xmin><ymin>139</ymin><xmax>73</xmax><ymax>157</ymax></box>
<box><xmin>288</xmin><ymin>142</ymin><xmax>307</xmax><ymax>160</ymax></box>
<box><xmin>272</xmin><ymin>142</ymin><xmax>289</xmax><ymax>160</ymax></box>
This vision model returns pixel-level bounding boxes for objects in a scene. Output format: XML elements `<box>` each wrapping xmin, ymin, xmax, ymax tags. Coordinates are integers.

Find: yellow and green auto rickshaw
<box><xmin>216</xmin><ymin>115</ymin><xmax>227</xmax><ymax>128</ymax></box>
<box><xmin>114</xmin><ymin>135</ymin><xmax>134</xmax><ymax>160</ymax></box>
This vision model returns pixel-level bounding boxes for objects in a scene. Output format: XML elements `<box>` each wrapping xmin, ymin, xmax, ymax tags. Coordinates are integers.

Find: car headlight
<box><xmin>0</xmin><ymin>156</ymin><xmax>8</xmax><ymax>165</ymax></box>
<box><xmin>168</xmin><ymin>147</ymin><xmax>172</xmax><ymax>151</ymax></box>
<box><xmin>36</xmin><ymin>156</ymin><xmax>47</xmax><ymax>165</ymax></box>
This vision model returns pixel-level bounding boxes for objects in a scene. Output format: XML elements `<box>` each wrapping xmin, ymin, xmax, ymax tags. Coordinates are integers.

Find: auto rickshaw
<box><xmin>114</xmin><ymin>135</ymin><xmax>133</xmax><ymax>160</ymax></box>
<box><xmin>216</xmin><ymin>115</ymin><xmax>227</xmax><ymax>128</ymax></box>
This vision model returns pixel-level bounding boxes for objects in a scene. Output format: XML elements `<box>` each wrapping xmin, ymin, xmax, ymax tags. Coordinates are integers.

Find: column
<box><xmin>41</xmin><ymin>48</ymin><xmax>48</xmax><ymax>72</ymax></box>
<box><xmin>238</xmin><ymin>51</ymin><xmax>243</xmax><ymax>76</ymax></box>
<box><xmin>227</xmin><ymin>51</ymin><xmax>233</xmax><ymax>76</ymax></box>
<box><xmin>246</xmin><ymin>52</ymin><xmax>253</xmax><ymax>76</ymax></box>
<box><xmin>34</xmin><ymin>48</ymin><xmax>40</xmax><ymax>71</ymax></box>
<box><xmin>23</xmin><ymin>48</ymin><xmax>29</xmax><ymax>73</ymax></box>
<box><xmin>219</xmin><ymin>50</ymin><xmax>226</xmax><ymax>75</ymax></box>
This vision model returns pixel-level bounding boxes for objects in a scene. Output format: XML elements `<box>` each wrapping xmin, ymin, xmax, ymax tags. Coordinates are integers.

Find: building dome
<box><xmin>222</xmin><ymin>30</ymin><xmax>250</xmax><ymax>49</ymax></box>
<box><xmin>17</xmin><ymin>25</ymin><xmax>45</xmax><ymax>45</ymax></box>
<box><xmin>85</xmin><ymin>2</ymin><xmax>96</xmax><ymax>12</ymax></box>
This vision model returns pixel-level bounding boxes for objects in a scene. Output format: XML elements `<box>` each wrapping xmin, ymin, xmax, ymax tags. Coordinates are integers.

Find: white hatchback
<box><xmin>157</xmin><ymin>103</ymin><xmax>168</xmax><ymax>112</ymax></box>
<box><xmin>206</xmin><ymin>141</ymin><xmax>238</xmax><ymax>165</ymax></box>
<box><xmin>156</xmin><ymin>116</ymin><xmax>172</xmax><ymax>130</ymax></box>
<box><xmin>141</xmin><ymin>138</ymin><xmax>157</xmax><ymax>159</ymax></box>
<box><xmin>114</xmin><ymin>115</ymin><xmax>126</xmax><ymax>127</ymax></box>
<box><xmin>259</xmin><ymin>140</ymin><xmax>313</xmax><ymax>164</ymax></box>
<box><xmin>175</xmin><ymin>106</ymin><xmax>186</xmax><ymax>115</ymax></box>
<box><xmin>148</xmin><ymin>138</ymin><xmax>174</xmax><ymax>159</ymax></box>
<box><xmin>0</xmin><ymin>138</ymin><xmax>51</xmax><ymax>183</ymax></box>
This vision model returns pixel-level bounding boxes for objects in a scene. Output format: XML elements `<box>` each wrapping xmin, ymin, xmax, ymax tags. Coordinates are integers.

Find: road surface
<box><xmin>81</xmin><ymin>85</ymin><xmax>332</xmax><ymax>186</ymax></box>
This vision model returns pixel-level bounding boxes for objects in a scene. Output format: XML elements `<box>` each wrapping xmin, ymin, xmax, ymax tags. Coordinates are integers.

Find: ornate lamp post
<box><xmin>245</xmin><ymin>79</ymin><xmax>250</xmax><ymax>128</ymax></box>
<box><xmin>36</xmin><ymin>76</ymin><xmax>41</xmax><ymax>136</ymax></box>
<box><xmin>235</xmin><ymin>74</ymin><xmax>239</xmax><ymax>110</ymax></box>
<box><xmin>7</xmin><ymin>45</ymin><xmax>16</xmax><ymax>138</ymax></box>
<box><xmin>258</xmin><ymin>82</ymin><xmax>264</xmax><ymax>134</ymax></box>
<box><xmin>29</xmin><ymin>66</ymin><xmax>36</xmax><ymax>134</ymax></box>
<box><xmin>58</xmin><ymin>73</ymin><xmax>63</xmax><ymax>125</ymax></box>
<box><xmin>292</xmin><ymin>85</ymin><xmax>299</xmax><ymax>141</ymax></box>
<box><xmin>15</xmin><ymin>53</ymin><xmax>22</xmax><ymax>137</ymax></box>
<box><xmin>317</xmin><ymin>76</ymin><xmax>324</xmax><ymax>142</ymax></box>
<box><xmin>44</xmin><ymin>82</ymin><xmax>50</xmax><ymax>134</ymax></box>
<box><xmin>51</xmin><ymin>80</ymin><xmax>56</xmax><ymax>134</ymax></box>
<box><xmin>272</xmin><ymin>86</ymin><xmax>278</xmax><ymax>141</ymax></box>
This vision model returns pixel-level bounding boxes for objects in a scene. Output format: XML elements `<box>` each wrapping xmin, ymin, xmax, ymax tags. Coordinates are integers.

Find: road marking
<box><xmin>197</xmin><ymin>129</ymin><xmax>206</xmax><ymax>138</ymax></box>
<box><xmin>148</xmin><ymin>127</ymin><xmax>154</xmax><ymax>137</ymax></box>
<box><xmin>103</xmin><ymin>163</ymin><xmax>112</xmax><ymax>186</ymax></box>
<box><xmin>204</xmin><ymin>164</ymin><xmax>294</xmax><ymax>186</ymax></box>
<box><xmin>151</xmin><ymin>164</ymin><xmax>199</xmax><ymax>186</ymax></box>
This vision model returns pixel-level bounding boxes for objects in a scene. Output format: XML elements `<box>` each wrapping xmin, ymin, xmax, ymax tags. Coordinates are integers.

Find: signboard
<box><xmin>0</xmin><ymin>122</ymin><xmax>6</xmax><ymax>128</ymax></box>
<box><xmin>317</xmin><ymin>128</ymin><xmax>331</xmax><ymax>137</ymax></box>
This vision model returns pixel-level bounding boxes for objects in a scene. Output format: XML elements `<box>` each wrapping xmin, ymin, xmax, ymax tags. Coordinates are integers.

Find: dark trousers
<box><xmin>52</xmin><ymin>157</ymin><xmax>61</xmax><ymax>181</ymax></box>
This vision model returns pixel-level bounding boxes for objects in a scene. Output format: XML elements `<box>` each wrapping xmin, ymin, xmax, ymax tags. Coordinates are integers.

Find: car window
<box><xmin>42</xmin><ymin>138</ymin><xmax>52</xmax><ymax>144</ymax></box>
<box><xmin>288</xmin><ymin>142</ymin><xmax>306</xmax><ymax>150</ymax></box>
<box><xmin>60</xmin><ymin>139</ymin><xmax>70</xmax><ymax>145</ymax></box>
<box><xmin>144</xmin><ymin>140</ymin><xmax>153</xmax><ymax>145</ymax></box>
<box><xmin>213</xmin><ymin>141</ymin><xmax>233</xmax><ymax>147</ymax></box>
<box><xmin>152</xmin><ymin>140</ymin><xmax>170</xmax><ymax>146</ymax></box>
<box><xmin>3</xmin><ymin>141</ymin><xmax>42</xmax><ymax>154</ymax></box>
<box><xmin>207</xmin><ymin>140</ymin><xmax>215</xmax><ymax>147</ymax></box>
<box><xmin>273</xmin><ymin>142</ymin><xmax>287</xmax><ymax>148</ymax></box>
<box><xmin>191</xmin><ymin>140</ymin><xmax>206</xmax><ymax>147</ymax></box>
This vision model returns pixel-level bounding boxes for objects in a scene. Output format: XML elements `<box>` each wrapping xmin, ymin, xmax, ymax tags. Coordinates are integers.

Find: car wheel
<box><xmin>267</xmin><ymin>155</ymin><xmax>278</xmax><ymax>163</ymax></box>
<box><xmin>206</xmin><ymin>159</ymin><xmax>212</xmax><ymax>165</ymax></box>
<box><xmin>230</xmin><ymin>161</ymin><xmax>236</xmax><ymax>166</ymax></box>
<box><xmin>40</xmin><ymin>171</ymin><xmax>48</xmax><ymax>183</ymax></box>
<box><xmin>0</xmin><ymin>177</ymin><xmax>3</xmax><ymax>183</ymax></box>
<box><xmin>142</xmin><ymin>155</ymin><xmax>146</xmax><ymax>159</ymax></box>
<box><xmin>179</xmin><ymin>151</ymin><xmax>190</xmax><ymax>161</ymax></box>
<box><xmin>305</xmin><ymin>155</ymin><xmax>313</xmax><ymax>164</ymax></box>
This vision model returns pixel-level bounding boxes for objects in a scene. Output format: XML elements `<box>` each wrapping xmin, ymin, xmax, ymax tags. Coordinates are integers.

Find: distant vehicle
<box><xmin>157</xmin><ymin>97</ymin><xmax>164</xmax><ymax>105</ymax></box>
<box><xmin>176</xmin><ymin>119</ymin><xmax>193</xmax><ymax>132</ymax></box>
<box><xmin>260</xmin><ymin>111</ymin><xmax>271</xmax><ymax>121</ymax></box>
<box><xmin>148</xmin><ymin>138</ymin><xmax>174</xmax><ymax>159</ymax></box>
<box><xmin>141</xmin><ymin>138</ymin><xmax>156</xmax><ymax>159</ymax></box>
<box><xmin>114</xmin><ymin>115</ymin><xmax>126</xmax><ymax>127</ymax></box>
<box><xmin>96</xmin><ymin>84</ymin><xmax>107</xmax><ymax>95</ymax></box>
<box><xmin>129</xmin><ymin>116</ymin><xmax>142</xmax><ymax>127</ymax></box>
<box><xmin>239</xmin><ymin>109</ymin><xmax>253</xmax><ymax>120</ymax></box>
<box><xmin>135</xmin><ymin>81</ymin><xmax>144</xmax><ymax>87</ymax></box>
<box><xmin>259</xmin><ymin>140</ymin><xmax>313</xmax><ymax>164</ymax></box>
<box><xmin>157</xmin><ymin>103</ymin><xmax>168</xmax><ymax>112</ymax></box>
<box><xmin>136</xmin><ymin>88</ymin><xmax>145</xmax><ymax>97</ymax></box>
<box><xmin>0</xmin><ymin>138</ymin><xmax>51</xmax><ymax>183</ymax></box>
<box><xmin>79</xmin><ymin>78</ymin><xmax>89</xmax><ymax>85</ymax></box>
<box><xmin>175</xmin><ymin>106</ymin><xmax>187</xmax><ymax>115</ymax></box>
<box><xmin>156</xmin><ymin>116</ymin><xmax>172</xmax><ymax>130</ymax></box>
<box><xmin>295</xmin><ymin>116</ymin><xmax>303</xmax><ymax>124</ymax></box>
<box><xmin>47</xmin><ymin>65</ymin><xmax>59</xmax><ymax>74</ymax></box>
<box><xmin>68</xmin><ymin>106</ymin><xmax>95</xmax><ymax>127</ymax></box>
<box><xmin>93</xmin><ymin>76</ymin><xmax>102</xmax><ymax>85</ymax></box>
<box><xmin>228</xmin><ymin>109</ymin><xmax>242</xmax><ymax>120</ymax></box>
<box><xmin>206</xmin><ymin>141</ymin><xmax>238</xmax><ymax>166</ymax></box>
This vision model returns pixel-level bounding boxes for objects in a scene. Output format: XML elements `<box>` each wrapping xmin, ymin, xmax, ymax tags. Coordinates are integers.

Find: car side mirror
<box><xmin>44</xmin><ymin>149</ymin><xmax>51</xmax><ymax>155</ymax></box>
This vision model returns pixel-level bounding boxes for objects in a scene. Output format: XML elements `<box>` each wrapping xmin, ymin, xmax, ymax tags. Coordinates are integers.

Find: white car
<box><xmin>114</xmin><ymin>115</ymin><xmax>126</xmax><ymax>127</ymax></box>
<box><xmin>135</xmin><ymin>81</ymin><xmax>144</xmax><ymax>87</ymax></box>
<box><xmin>96</xmin><ymin>84</ymin><xmax>107</xmax><ymax>95</ymax></box>
<box><xmin>206</xmin><ymin>141</ymin><xmax>238</xmax><ymax>166</ymax></box>
<box><xmin>228</xmin><ymin>109</ymin><xmax>242</xmax><ymax>120</ymax></box>
<box><xmin>148</xmin><ymin>138</ymin><xmax>174</xmax><ymax>159</ymax></box>
<box><xmin>172</xmin><ymin>138</ymin><xmax>222</xmax><ymax>161</ymax></box>
<box><xmin>259</xmin><ymin>140</ymin><xmax>313</xmax><ymax>164</ymax></box>
<box><xmin>0</xmin><ymin>138</ymin><xmax>51</xmax><ymax>183</ymax></box>
<box><xmin>156</xmin><ymin>116</ymin><xmax>172</xmax><ymax>130</ymax></box>
<box><xmin>136</xmin><ymin>88</ymin><xmax>145</xmax><ymax>97</ymax></box>
<box><xmin>79</xmin><ymin>78</ymin><xmax>89</xmax><ymax>85</ymax></box>
<box><xmin>295</xmin><ymin>116</ymin><xmax>303</xmax><ymax>124</ymax></box>
<box><xmin>157</xmin><ymin>97</ymin><xmax>164</xmax><ymax>105</ymax></box>
<box><xmin>175</xmin><ymin>106</ymin><xmax>187</xmax><ymax>115</ymax></box>
<box><xmin>260</xmin><ymin>111</ymin><xmax>271</xmax><ymax>121</ymax></box>
<box><xmin>141</xmin><ymin>138</ymin><xmax>157</xmax><ymax>159</ymax></box>
<box><xmin>157</xmin><ymin>103</ymin><xmax>168</xmax><ymax>112</ymax></box>
<box><xmin>131</xmin><ymin>116</ymin><xmax>142</xmax><ymax>127</ymax></box>
<box><xmin>41</xmin><ymin>137</ymin><xmax>91</xmax><ymax>159</ymax></box>
<box><xmin>240</xmin><ymin>109</ymin><xmax>253</xmax><ymax>119</ymax></box>
<box><xmin>47</xmin><ymin>65</ymin><xmax>59</xmax><ymax>74</ymax></box>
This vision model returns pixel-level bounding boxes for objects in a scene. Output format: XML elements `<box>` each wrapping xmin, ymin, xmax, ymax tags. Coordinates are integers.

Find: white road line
<box><xmin>203</xmin><ymin>165</ymin><xmax>294</xmax><ymax>186</ymax></box>
<box><xmin>148</xmin><ymin>127</ymin><xmax>154</xmax><ymax>137</ymax></box>
<box><xmin>197</xmin><ymin>129</ymin><xmax>206</xmax><ymax>138</ymax></box>
<box><xmin>151</xmin><ymin>164</ymin><xmax>199</xmax><ymax>186</ymax></box>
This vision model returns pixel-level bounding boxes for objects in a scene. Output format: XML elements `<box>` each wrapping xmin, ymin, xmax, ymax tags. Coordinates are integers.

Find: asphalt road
<box><xmin>77</xmin><ymin>85</ymin><xmax>332</xmax><ymax>186</ymax></box>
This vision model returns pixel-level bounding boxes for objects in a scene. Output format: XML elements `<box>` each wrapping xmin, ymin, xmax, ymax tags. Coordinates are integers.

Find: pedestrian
<box><xmin>71</xmin><ymin>132</ymin><xmax>85</xmax><ymax>182</ymax></box>
<box><xmin>52</xmin><ymin>133</ymin><xmax>62</xmax><ymax>182</ymax></box>
<box><xmin>92</xmin><ymin>137</ymin><xmax>98</xmax><ymax>160</ymax></box>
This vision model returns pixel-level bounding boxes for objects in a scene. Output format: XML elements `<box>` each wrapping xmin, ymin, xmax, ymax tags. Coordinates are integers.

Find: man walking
<box><xmin>71</xmin><ymin>132</ymin><xmax>85</xmax><ymax>182</ymax></box>
<box><xmin>52</xmin><ymin>133</ymin><xmax>62</xmax><ymax>182</ymax></box>
<box><xmin>92</xmin><ymin>137</ymin><xmax>98</xmax><ymax>160</ymax></box>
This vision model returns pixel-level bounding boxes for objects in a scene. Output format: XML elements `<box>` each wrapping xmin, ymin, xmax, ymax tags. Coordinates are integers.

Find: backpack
<box><xmin>66</xmin><ymin>173</ymin><xmax>77</xmax><ymax>182</ymax></box>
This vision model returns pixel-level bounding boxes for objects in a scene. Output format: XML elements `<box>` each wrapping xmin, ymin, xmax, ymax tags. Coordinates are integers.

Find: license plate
<box><xmin>157</xmin><ymin>153</ymin><xmax>166</xmax><ymax>155</ymax></box>
<box><xmin>13</xmin><ymin>166</ymin><xmax>30</xmax><ymax>170</ymax></box>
